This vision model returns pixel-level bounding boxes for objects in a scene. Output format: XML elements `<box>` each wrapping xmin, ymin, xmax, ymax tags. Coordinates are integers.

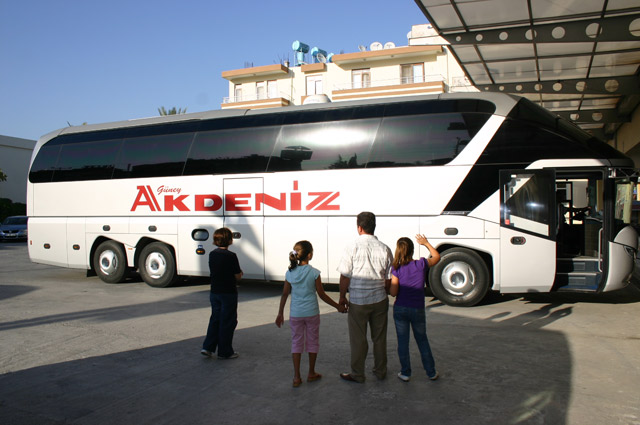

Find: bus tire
<box><xmin>138</xmin><ymin>242</ymin><xmax>178</xmax><ymax>288</ymax></box>
<box><xmin>94</xmin><ymin>240</ymin><xmax>127</xmax><ymax>284</ymax></box>
<box><xmin>429</xmin><ymin>248</ymin><xmax>489</xmax><ymax>307</ymax></box>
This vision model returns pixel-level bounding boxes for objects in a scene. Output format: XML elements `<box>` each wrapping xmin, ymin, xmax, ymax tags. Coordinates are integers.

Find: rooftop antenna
<box><xmin>358</xmin><ymin>45</ymin><xmax>367</xmax><ymax>52</ymax></box>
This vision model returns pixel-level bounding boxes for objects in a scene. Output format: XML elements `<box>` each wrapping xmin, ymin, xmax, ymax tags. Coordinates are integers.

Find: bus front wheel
<box><xmin>429</xmin><ymin>248</ymin><xmax>489</xmax><ymax>307</ymax></box>
<box><xmin>93</xmin><ymin>240</ymin><xmax>127</xmax><ymax>284</ymax></box>
<box><xmin>138</xmin><ymin>242</ymin><xmax>178</xmax><ymax>288</ymax></box>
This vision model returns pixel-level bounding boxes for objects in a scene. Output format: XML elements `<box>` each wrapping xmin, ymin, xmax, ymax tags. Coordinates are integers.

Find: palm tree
<box><xmin>0</xmin><ymin>169</ymin><xmax>6</xmax><ymax>182</ymax></box>
<box><xmin>158</xmin><ymin>106</ymin><xmax>188</xmax><ymax>116</ymax></box>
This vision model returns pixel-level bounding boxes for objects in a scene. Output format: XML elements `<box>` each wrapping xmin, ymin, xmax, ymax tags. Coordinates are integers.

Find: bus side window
<box><xmin>268</xmin><ymin>118</ymin><xmax>378</xmax><ymax>172</ymax></box>
<box><xmin>54</xmin><ymin>139</ymin><xmax>122</xmax><ymax>181</ymax></box>
<box><xmin>29</xmin><ymin>144</ymin><xmax>61</xmax><ymax>183</ymax></box>
<box><xmin>113</xmin><ymin>131</ymin><xmax>193</xmax><ymax>179</ymax></box>
<box><xmin>367</xmin><ymin>113</ymin><xmax>487</xmax><ymax>168</ymax></box>
<box><xmin>185</xmin><ymin>126</ymin><xmax>279</xmax><ymax>175</ymax></box>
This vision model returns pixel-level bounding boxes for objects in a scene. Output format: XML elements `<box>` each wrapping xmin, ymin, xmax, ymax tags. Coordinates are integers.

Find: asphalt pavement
<box><xmin>1</xmin><ymin>242</ymin><xmax>639</xmax><ymax>425</ymax></box>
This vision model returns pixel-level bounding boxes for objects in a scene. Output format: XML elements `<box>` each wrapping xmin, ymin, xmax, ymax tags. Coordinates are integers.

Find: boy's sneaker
<box><xmin>397</xmin><ymin>372</ymin><xmax>410</xmax><ymax>382</ymax></box>
<box><xmin>200</xmin><ymin>349</ymin><xmax>212</xmax><ymax>357</ymax></box>
<box><xmin>218</xmin><ymin>352</ymin><xmax>239</xmax><ymax>359</ymax></box>
<box><xmin>429</xmin><ymin>371</ymin><xmax>439</xmax><ymax>381</ymax></box>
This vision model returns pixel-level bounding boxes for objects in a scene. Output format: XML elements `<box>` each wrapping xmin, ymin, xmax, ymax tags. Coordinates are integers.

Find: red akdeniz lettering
<box><xmin>131</xmin><ymin>181</ymin><xmax>340</xmax><ymax>212</ymax></box>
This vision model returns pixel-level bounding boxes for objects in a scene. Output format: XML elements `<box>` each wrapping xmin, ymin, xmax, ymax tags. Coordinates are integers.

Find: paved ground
<box><xmin>0</xmin><ymin>242</ymin><xmax>639</xmax><ymax>425</ymax></box>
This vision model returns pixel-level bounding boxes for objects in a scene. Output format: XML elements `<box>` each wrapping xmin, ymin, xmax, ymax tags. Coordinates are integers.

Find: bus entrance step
<box><xmin>554</xmin><ymin>272</ymin><xmax>600</xmax><ymax>291</ymax></box>
<box><xmin>556</xmin><ymin>258</ymin><xmax>600</xmax><ymax>273</ymax></box>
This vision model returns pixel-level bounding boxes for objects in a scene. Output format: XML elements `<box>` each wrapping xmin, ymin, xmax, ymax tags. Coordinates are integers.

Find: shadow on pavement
<box><xmin>0</xmin><ymin>280</ymin><xmax>283</xmax><ymax>333</ymax></box>
<box><xmin>0</xmin><ymin>306</ymin><xmax>571</xmax><ymax>425</ymax></box>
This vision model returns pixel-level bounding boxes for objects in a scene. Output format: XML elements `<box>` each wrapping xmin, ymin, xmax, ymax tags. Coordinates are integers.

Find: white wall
<box><xmin>0</xmin><ymin>135</ymin><xmax>36</xmax><ymax>203</ymax></box>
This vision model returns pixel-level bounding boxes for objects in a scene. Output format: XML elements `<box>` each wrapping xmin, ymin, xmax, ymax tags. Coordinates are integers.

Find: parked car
<box><xmin>0</xmin><ymin>216</ymin><xmax>28</xmax><ymax>241</ymax></box>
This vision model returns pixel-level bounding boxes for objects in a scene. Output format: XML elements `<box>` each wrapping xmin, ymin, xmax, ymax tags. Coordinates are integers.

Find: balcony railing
<box><xmin>333</xmin><ymin>75</ymin><xmax>446</xmax><ymax>91</ymax></box>
<box><xmin>223</xmin><ymin>92</ymin><xmax>291</xmax><ymax>104</ymax></box>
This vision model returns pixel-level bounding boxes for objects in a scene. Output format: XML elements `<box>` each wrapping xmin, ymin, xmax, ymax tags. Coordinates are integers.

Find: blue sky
<box><xmin>1</xmin><ymin>0</ymin><xmax>426</xmax><ymax>141</ymax></box>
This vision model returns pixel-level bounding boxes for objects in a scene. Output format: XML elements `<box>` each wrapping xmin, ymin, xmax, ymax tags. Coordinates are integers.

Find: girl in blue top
<box><xmin>276</xmin><ymin>240</ymin><xmax>344</xmax><ymax>387</ymax></box>
<box><xmin>390</xmin><ymin>234</ymin><xmax>441</xmax><ymax>382</ymax></box>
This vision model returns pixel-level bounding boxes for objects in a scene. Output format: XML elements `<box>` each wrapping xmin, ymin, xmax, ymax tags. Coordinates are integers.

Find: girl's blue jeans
<box><xmin>393</xmin><ymin>304</ymin><xmax>437</xmax><ymax>378</ymax></box>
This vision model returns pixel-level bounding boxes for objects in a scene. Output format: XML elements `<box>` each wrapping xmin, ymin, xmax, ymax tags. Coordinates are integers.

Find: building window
<box><xmin>268</xmin><ymin>80</ymin><xmax>278</xmax><ymax>98</ymax></box>
<box><xmin>234</xmin><ymin>85</ymin><xmax>242</xmax><ymax>101</ymax></box>
<box><xmin>352</xmin><ymin>69</ymin><xmax>371</xmax><ymax>89</ymax></box>
<box><xmin>257</xmin><ymin>81</ymin><xmax>266</xmax><ymax>99</ymax></box>
<box><xmin>257</xmin><ymin>80</ymin><xmax>277</xmax><ymax>99</ymax></box>
<box><xmin>306</xmin><ymin>75</ymin><xmax>323</xmax><ymax>95</ymax></box>
<box><xmin>401</xmin><ymin>63</ymin><xmax>424</xmax><ymax>84</ymax></box>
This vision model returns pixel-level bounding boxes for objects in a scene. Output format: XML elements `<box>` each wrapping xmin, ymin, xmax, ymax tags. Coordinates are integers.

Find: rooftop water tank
<box><xmin>292</xmin><ymin>40</ymin><xmax>309</xmax><ymax>53</ymax></box>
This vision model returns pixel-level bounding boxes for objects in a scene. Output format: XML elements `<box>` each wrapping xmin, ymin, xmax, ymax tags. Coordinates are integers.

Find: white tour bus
<box><xmin>27</xmin><ymin>93</ymin><xmax>638</xmax><ymax>306</ymax></box>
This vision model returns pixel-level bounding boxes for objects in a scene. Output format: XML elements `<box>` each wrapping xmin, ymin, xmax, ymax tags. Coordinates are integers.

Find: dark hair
<box><xmin>213</xmin><ymin>227</ymin><xmax>233</xmax><ymax>247</ymax></box>
<box><xmin>289</xmin><ymin>240</ymin><xmax>313</xmax><ymax>270</ymax></box>
<box><xmin>393</xmin><ymin>237</ymin><xmax>414</xmax><ymax>270</ymax></box>
<box><xmin>357</xmin><ymin>211</ymin><xmax>376</xmax><ymax>235</ymax></box>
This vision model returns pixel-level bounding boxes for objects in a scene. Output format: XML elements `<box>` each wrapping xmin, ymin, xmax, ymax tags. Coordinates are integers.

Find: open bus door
<box><xmin>499</xmin><ymin>169</ymin><xmax>556</xmax><ymax>293</ymax></box>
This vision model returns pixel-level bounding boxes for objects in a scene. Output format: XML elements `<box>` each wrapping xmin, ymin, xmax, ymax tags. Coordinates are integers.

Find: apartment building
<box><xmin>221</xmin><ymin>24</ymin><xmax>475</xmax><ymax>110</ymax></box>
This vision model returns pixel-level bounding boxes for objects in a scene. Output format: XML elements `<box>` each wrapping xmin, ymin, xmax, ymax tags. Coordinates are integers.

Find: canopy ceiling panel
<box><xmin>415</xmin><ymin>0</ymin><xmax>640</xmax><ymax>139</ymax></box>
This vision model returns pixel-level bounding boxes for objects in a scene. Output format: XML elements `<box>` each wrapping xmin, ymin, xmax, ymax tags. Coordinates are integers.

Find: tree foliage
<box><xmin>158</xmin><ymin>106</ymin><xmax>188</xmax><ymax>116</ymax></box>
<box><xmin>0</xmin><ymin>169</ymin><xmax>6</xmax><ymax>182</ymax></box>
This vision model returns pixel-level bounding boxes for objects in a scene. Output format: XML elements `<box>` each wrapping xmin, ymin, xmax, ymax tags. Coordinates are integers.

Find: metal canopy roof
<box><xmin>414</xmin><ymin>0</ymin><xmax>640</xmax><ymax>140</ymax></box>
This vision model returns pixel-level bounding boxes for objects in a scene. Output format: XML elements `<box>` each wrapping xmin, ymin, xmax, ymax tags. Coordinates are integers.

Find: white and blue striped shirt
<box><xmin>337</xmin><ymin>234</ymin><xmax>393</xmax><ymax>305</ymax></box>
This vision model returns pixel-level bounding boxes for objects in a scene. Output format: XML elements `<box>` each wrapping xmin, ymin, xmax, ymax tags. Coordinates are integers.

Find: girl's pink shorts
<box><xmin>289</xmin><ymin>314</ymin><xmax>320</xmax><ymax>353</ymax></box>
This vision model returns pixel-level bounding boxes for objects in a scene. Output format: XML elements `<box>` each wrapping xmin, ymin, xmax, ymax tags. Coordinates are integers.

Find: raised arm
<box><xmin>416</xmin><ymin>234</ymin><xmax>441</xmax><ymax>267</ymax></box>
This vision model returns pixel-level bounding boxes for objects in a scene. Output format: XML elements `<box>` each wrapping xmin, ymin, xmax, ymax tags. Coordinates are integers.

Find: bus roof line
<box><xmin>44</xmin><ymin>92</ymin><xmax>522</xmax><ymax>140</ymax></box>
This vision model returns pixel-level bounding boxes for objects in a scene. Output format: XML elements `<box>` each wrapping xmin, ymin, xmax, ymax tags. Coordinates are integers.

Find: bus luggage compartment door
<box><xmin>499</xmin><ymin>170</ymin><xmax>556</xmax><ymax>293</ymax></box>
<box><xmin>223</xmin><ymin>178</ymin><xmax>265</xmax><ymax>280</ymax></box>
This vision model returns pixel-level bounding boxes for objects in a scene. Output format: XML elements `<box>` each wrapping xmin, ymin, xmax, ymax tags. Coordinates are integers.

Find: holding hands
<box><xmin>337</xmin><ymin>301</ymin><xmax>348</xmax><ymax>313</ymax></box>
<box><xmin>338</xmin><ymin>296</ymin><xmax>349</xmax><ymax>314</ymax></box>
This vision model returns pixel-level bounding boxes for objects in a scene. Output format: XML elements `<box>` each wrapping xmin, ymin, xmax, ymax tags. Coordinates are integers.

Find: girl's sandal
<box><xmin>293</xmin><ymin>378</ymin><xmax>303</xmax><ymax>388</ymax></box>
<box><xmin>307</xmin><ymin>373</ymin><xmax>322</xmax><ymax>382</ymax></box>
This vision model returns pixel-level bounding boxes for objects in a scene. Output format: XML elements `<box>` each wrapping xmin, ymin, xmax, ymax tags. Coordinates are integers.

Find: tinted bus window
<box><xmin>29</xmin><ymin>145</ymin><xmax>61</xmax><ymax>183</ymax></box>
<box><xmin>367</xmin><ymin>113</ymin><xmax>489</xmax><ymax>168</ymax></box>
<box><xmin>480</xmin><ymin>119</ymin><xmax>594</xmax><ymax>165</ymax></box>
<box><xmin>268</xmin><ymin>118</ymin><xmax>379</xmax><ymax>172</ymax></box>
<box><xmin>185</xmin><ymin>126</ymin><xmax>279</xmax><ymax>175</ymax></box>
<box><xmin>113</xmin><ymin>132</ymin><xmax>194</xmax><ymax>178</ymax></box>
<box><xmin>52</xmin><ymin>139</ymin><xmax>122</xmax><ymax>181</ymax></box>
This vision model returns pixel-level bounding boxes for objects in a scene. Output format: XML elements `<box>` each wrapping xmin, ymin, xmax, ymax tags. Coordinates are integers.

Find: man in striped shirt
<box><xmin>337</xmin><ymin>211</ymin><xmax>393</xmax><ymax>383</ymax></box>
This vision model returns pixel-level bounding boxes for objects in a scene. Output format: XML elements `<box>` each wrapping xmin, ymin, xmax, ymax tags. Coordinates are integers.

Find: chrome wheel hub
<box><xmin>144</xmin><ymin>252</ymin><xmax>167</xmax><ymax>280</ymax></box>
<box><xmin>99</xmin><ymin>250</ymin><xmax>118</xmax><ymax>276</ymax></box>
<box><xmin>440</xmin><ymin>261</ymin><xmax>476</xmax><ymax>296</ymax></box>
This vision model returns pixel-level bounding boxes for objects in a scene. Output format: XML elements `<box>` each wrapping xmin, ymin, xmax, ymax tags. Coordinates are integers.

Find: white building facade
<box><xmin>221</xmin><ymin>24</ymin><xmax>475</xmax><ymax>110</ymax></box>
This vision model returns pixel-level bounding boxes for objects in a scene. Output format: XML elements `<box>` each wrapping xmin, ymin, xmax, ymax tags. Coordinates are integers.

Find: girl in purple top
<box><xmin>390</xmin><ymin>234</ymin><xmax>441</xmax><ymax>382</ymax></box>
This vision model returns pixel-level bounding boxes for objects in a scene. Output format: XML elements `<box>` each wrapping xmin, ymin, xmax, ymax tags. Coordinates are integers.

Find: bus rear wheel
<box><xmin>138</xmin><ymin>242</ymin><xmax>178</xmax><ymax>288</ymax></box>
<box><xmin>94</xmin><ymin>240</ymin><xmax>127</xmax><ymax>284</ymax></box>
<box><xmin>429</xmin><ymin>248</ymin><xmax>489</xmax><ymax>307</ymax></box>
